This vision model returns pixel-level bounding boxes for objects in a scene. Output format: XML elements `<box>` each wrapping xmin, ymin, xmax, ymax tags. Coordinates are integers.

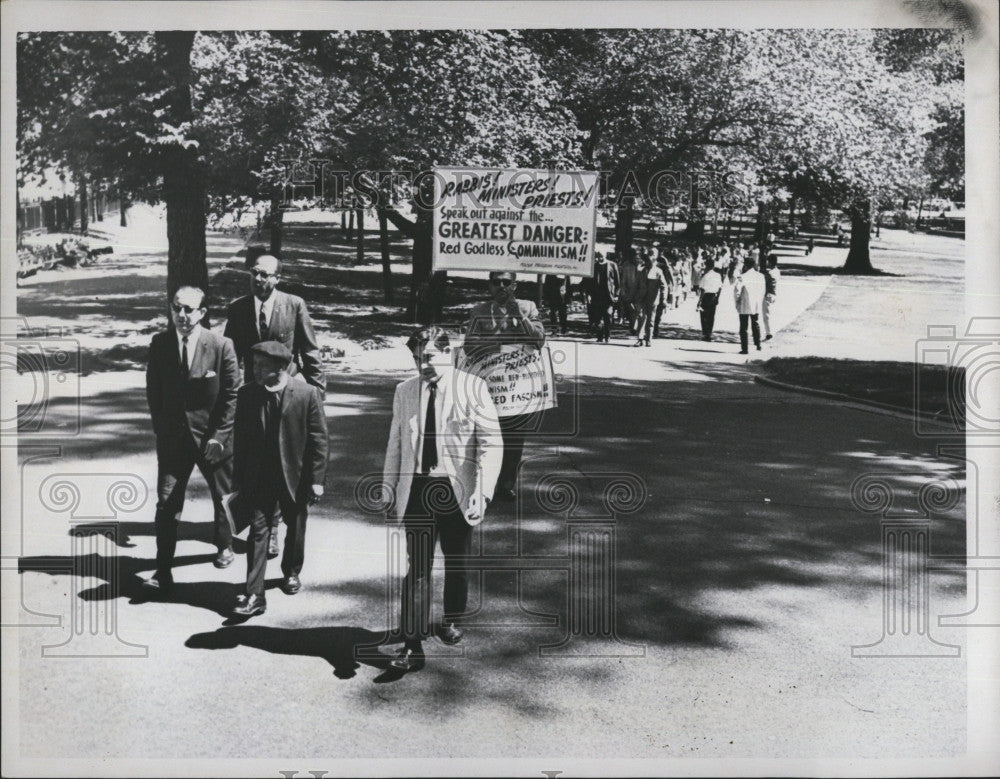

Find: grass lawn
<box><xmin>757</xmin><ymin>356</ymin><xmax>965</xmax><ymax>424</ymax></box>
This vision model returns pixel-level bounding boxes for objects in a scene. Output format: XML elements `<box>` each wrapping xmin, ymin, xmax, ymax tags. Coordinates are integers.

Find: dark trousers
<box><xmin>245</xmin><ymin>488</ymin><xmax>308</xmax><ymax>596</ymax></box>
<box><xmin>739</xmin><ymin>313</ymin><xmax>761</xmax><ymax>351</ymax></box>
<box><xmin>154</xmin><ymin>441</ymin><xmax>233</xmax><ymax>573</ymax></box>
<box><xmin>699</xmin><ymin>292</ymin><xmax>719</xmax><ymax>338</ymax></box>
<box><xmin>401</xmin><ymin>476</ymin><xmax>472</xmax><ymax>643</ymax></box>
<box><xmin>498</xmin><ymin>412</ymin><xmax>540</xmax><ymax>491</ymax></box>
<box><xmin>588</xmin><ymin>298</ymin><xmax>614</xmax><ymax>340</ymax></box>
<box><xmin>635</xmin><ymin>296</ymin><xmax>659</xmax><ymax>342</ymax></box>
<box><xmin>548</xmin><ymin>300</ymin><xmax>568</xmax><ymax>331</ymax></box>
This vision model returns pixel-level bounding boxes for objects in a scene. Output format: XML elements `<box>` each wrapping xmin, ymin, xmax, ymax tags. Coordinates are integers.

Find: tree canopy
<box><xmin>17</xmin><ymin>27</ymin><xmax>964</xmax><ymax>301</ymax></box>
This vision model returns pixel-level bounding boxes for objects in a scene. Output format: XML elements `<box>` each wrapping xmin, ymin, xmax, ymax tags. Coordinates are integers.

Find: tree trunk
<box><xmin>119</xmin><ymin>189</ymin><xmax>129</xmax><ymax>227</ymax></box>
<box><xmin>356</xmin><ymin>207</ymin><xmax>365</xmax><ymax>263</ymax></box>
<box><xmin>78</xmin><ymin>175</ymin><xmax>89</xmax><ymax>235</ymax></box>
<box><xmin>346</xmin><ymin>208</ymin><xmax>355</xmax><ymax>239</ymax></box>
<box><xmin>842</xmin><ymin>203</ymin><xmax>876</xmax><ymax>274</ymax></box>
<box><xmin>915</xmin><ymin>195</ymin><xmax>924</xmax><ymax>228</ymax></box>
<box><xmin>614</xmin><ymin>198</ymin><xmax>634</xmax><ymax>258</ymax></box>
<box><xmin>754</xmin><ymin>200</ymin><xmax>768</xmax><ymax>243</ymax></box>
<box><xmin>378</xmin><ymin>208</ymin><xmax>393</xmax><ymax>304</ymax></box>
<box><xmin>269</xmin><ymin>190</ymin><xmax>284</xmax><ymax>256</ymax></box>
<box><xmin>382</xmin><ymin>205</ymin><xmax>434</xmax><ymax>322</ymax></box>
<box><xmin>788</xmin><ymin>195</ymin><xmax>796</xmax><ymax>230</ymax></box>
<box><xmin>156</xmin><ymin>31</ymin><xmax>208</xmax><ymax>301</ymax></box>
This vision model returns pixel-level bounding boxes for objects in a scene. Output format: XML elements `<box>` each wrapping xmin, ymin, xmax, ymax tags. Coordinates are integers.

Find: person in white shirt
<box><xmin>381</xmin><ymin>326</ymin><xmax>502</xmax><ymax>673</ymax></box>
<box><xmin>733</xmin><ymin>257</ymin><xmax>767</xmax><ymax>354</ymax></box>
<box><xmin>696</xmin><ymin>259</ymin><xmax>724</xmax><ymax>341</ymax></box>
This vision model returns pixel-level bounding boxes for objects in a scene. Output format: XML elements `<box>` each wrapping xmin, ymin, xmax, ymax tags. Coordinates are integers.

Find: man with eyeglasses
<box><xmin>224</xmin><ymin>253</ymin><xmax>325</xmax><ymax>559</ymax></box>
<box><xmin>143</xmin><ymin>286</ymin><xmax>241</xmax><ymax>592</ymax></box>
<box><xmin>462</xmin><ymin>271</ymin><xmax>546</xmax><ymax>500</ymax></box>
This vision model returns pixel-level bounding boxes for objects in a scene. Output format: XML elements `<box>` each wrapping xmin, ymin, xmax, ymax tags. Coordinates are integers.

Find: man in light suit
<box><xmin>462</xmin><ymin>271</ymin><xmax>546</xmax><ymax>501</ymax></box>
<box><xmin>734</xmin><ymin>256</ymin><xmax>767</xmax><ymax>354</ymax></box>
<box><xmin>381</xmin><ymin>326</ymin><xmax>502</xmax><ymax>672</ymax></box>
<box><xmin>224</xmin><ymin>253</ymin><xmax>325</xmax><ymax>560</ymax></box>
<box><xmin>144</xmin><ymin>286</ymin><xmax>241</xmax><ymax>592</ymax></box>
<box><xmin>231</xmin><ymin>341</ymin><xmax>328</xmax><ymax>618</ymax></box>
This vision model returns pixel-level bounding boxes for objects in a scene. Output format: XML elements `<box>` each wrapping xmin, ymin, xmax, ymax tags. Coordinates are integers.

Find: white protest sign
<box><xmin>432</xmin><ymin>167</ymin><xmax>599</xmax><ymax>276</ymax></box>
<box><xmin>460</xmin><ymin>343</ymin><xmax>557</xmax><ymax>418</ymax></box>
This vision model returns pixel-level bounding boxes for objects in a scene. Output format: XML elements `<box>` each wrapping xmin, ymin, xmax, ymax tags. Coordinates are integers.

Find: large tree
<box><xmin>18</xmin><ymin>32</ymin><xmax>213</xmax><ymax>296</ymax></box>
<box><xmin>195</xmin><ymin>31</ymin><xmax>356</xmax><ymax>256</ymax></box>
<box><xmin>318</xmin><ymin>30</ymin><xmax>580</xmax><ymax>321</ymax></box>
<box><xmin>525</xmin><ymin>29</ymin><xmax>777</xmax><ymax>252</ymax></box>
<box><xmin>748</xmin><ymin>29</ymin><xmax>941</xmax><ymax>273</ymax></box>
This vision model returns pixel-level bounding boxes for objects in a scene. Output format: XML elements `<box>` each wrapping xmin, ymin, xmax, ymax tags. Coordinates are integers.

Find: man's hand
<box><xmin>464</xmin><ymin>493</ymin><xmax>488</xmax><ymax>523</ymax></box>
<box><xmin>203</xmin><ymin>439</ymin><xmax>224</xmax><ymax>464</ymax></box>
<box><xmin>308</xmin><ymin>484</ymin><xmax>324</xmax><ymax>505</ymax></box>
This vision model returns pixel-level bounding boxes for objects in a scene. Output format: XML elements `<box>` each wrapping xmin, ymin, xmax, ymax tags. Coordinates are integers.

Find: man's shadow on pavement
<box><xmin>185</xmin><ymin>625</ymin><xmax>398</xmax><ymax>680</ymax></box>
<box><xmin>70</xmin><ymin>520</ymin><xmax>250</xmax><ymax>555</ymax></box>
<box><xmin>18</xmin><ymin>551</ymin><xmax>241</xmax><ymax>619</ymax></box>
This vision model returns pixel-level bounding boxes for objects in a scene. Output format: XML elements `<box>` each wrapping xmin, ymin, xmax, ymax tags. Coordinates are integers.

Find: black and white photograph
<box><xmin>1</xmin><ymin>1</ymin><xmax>998</xmax><ymax>776</ymax></box>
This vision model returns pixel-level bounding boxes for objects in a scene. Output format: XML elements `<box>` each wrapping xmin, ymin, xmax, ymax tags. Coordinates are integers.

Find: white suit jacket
<box><xmin>383</xmin><ymin>368</ymin><xmax>503</xmax><ymax>525</ymax></box>
<box><xmin>734</xmin><ymin>268</ymin><xmax>766</xmax><ymax>315</ymax></box>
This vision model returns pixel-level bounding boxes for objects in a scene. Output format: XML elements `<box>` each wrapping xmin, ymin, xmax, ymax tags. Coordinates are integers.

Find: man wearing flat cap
<box><xmin>231</xmin><ymin>340</ymin><xmax>329</xmax><ymax>617</ymax></box>
<box><xmin>224</xmin><ymin>252</ymin><xmax>325</xmax><ymax>562</ymax></box>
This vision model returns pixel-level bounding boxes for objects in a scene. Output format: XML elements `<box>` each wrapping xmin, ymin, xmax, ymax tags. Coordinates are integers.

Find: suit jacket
<box><xmin>734</xmin><ymin>268</ymin><xmax>766</xmax><ymax>315</ymax></box>
<box><xmin>636</xmin><ymin>264</ymin><xmax>668</xmax><ymax>306</ymax></box>
<box><xmin>146</xmin><ymin>328</ymin><xmax>240</xmax><ymax>460</ymax></box>
<box><xmin>583</xmin><ymin>260</ymin><xmax>620</xmax><ymax>304</ymax></box>
<box><xmin>462</xmin><ymin>298</ymin><xmax>546</xmax><ymax>361</ymax></box>
<box><xmin>223</xmin><ymin>290</ymin><xmax>325</xmax><ymax>390</ymax></box>
<box><xmin>383</xmin><ymin>369</ymin><xmax>503</xmax><ymax>526</ymax></box>
<box><xmin>232</xmin><ymin>378</ymin><xmax>329</xmax><ymax>503</ymax></box>
<box><xmin>619</xmin><ymin>261</ymin><xmax>640</xmax><ymax>301</ymax></box>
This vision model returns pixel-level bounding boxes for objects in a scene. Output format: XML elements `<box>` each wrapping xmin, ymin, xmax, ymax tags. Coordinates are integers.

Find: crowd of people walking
<box><xmin>548</xmin><ymin>239</ymin><xmax>782</xmax><ymax>352</ymax></box>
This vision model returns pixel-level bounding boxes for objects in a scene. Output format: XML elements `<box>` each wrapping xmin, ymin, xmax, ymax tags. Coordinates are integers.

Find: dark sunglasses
<box><xmin>250</xmin><ymin>269</ymin><xmax>276</xmax><ymax>278</ymax></box>
<box><xmin>490</xmin><ymin>279</ymin><xmax>514</xmax><ymax>287</ymax></box>
<box><xmin>171</xmin><ymin>303</ymin><xmax>202</xmax><ymax>314</ymax></box>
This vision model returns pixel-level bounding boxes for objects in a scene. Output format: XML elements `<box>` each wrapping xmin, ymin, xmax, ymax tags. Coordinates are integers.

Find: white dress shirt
<box><xmin>254</xmin><ymin>294</ymin><xmax>276</xmax><ymax>335</ymax></box>
<box><xmin>176</xmin><ymin>324</ymin><xmax>202</xmax><ymax>365</ymax></box>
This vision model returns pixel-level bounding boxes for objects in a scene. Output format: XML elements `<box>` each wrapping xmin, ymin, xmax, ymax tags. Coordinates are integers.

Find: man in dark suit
<box><xmin>582</xmin><ymin>251</ymin><xmax>620</xmax><ymax>343</ymax></box>
<box><xmin>223</xmin><ymin>253</ymin><xmax>325</xmax><ymax>559</ymax></box>
<box><xmin>144</xmin><ymin>286</ymin><xmax>240</xmax><ymax>592</ymax></box>
<box><xmin>231</xmin><ymin>341</ymin><xmax>328</xmax><ymax>618</ymax></box>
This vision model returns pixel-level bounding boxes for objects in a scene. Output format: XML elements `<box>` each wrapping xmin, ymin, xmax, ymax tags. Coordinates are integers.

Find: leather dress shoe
<box><xmin>233</xmin><ymin>593</ymin><xmax>266</xmax><ymax>617</ymax></box>
<box><xmin>141</xmin><ymin>572</ymin><xmax>173</xmax><ymax>593</ymax></box>
<box><xmin>267</xmin><ymin>529</ymin><xmax>279</xmax><ymax>559</ymax></box>
<box><xmin>495</xmin><ymin>486</ymin><xmax>516</xmax><ymax>502</ymax></box>
<box><xmin>282</xmin><ymin>574</ymin><xmax>301</xmax><ymax>595</ymax></box>
<box><xmin>388</xmin><ymin>646</ymin><xmax>425</xmax><ymax>672</ymax></box>
<box><xmin>437</xmin><ymin>622</ymin><xmax>464</xmax><ymax>645</ymax></box>
<box><xmin>213</xmin><ymin>546</ymin><xmax>235</xmax><ymax>569</ymax></box>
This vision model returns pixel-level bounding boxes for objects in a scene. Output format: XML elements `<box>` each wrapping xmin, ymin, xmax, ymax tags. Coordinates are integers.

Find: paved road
<box><xmin>6</xmin><ymin>227</ymin><xmax>972</xmax><ymax>765</ymax></box>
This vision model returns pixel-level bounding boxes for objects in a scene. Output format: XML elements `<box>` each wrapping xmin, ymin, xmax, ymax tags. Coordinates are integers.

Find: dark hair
<box><xmin>244</xmin><ymin>244</ymin><xmax>268</xmax><ymax>268</ymax></box>
<box><xmin>767</xmin><ymin>254</ymin><xmax>779</xmax><ymax>268</ymax></box>
<box><xmin>406</xmin><ymin>325</ymin><xmax>451</xmax><ymax>354</ymax></box>
<box><xmin>489</xmin><ymin>271</ymin><xmax>516</xmax><ymax>283</ymax></box>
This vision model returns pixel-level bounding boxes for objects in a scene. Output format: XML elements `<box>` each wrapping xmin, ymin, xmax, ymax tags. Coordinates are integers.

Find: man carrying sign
<box><xmin>462</xmin><ymin>271</ymin><xmax>546</xmax><ymax>501</ymax></box>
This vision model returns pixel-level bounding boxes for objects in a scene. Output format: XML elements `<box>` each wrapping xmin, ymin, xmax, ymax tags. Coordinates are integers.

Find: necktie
<box><xmin>181</xmin><ymin>336</ymin><xmax>189</xmax><ymax>377</ymax></box>
<box><xmin>421</xmin><ymin>382</ymin><xmax>438</xmax><ymax>475</ymax></box>
<box><xmin>258</xmin><ymin>306</ymin><xmax>267</xmax><ymax>339</ymax></box>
